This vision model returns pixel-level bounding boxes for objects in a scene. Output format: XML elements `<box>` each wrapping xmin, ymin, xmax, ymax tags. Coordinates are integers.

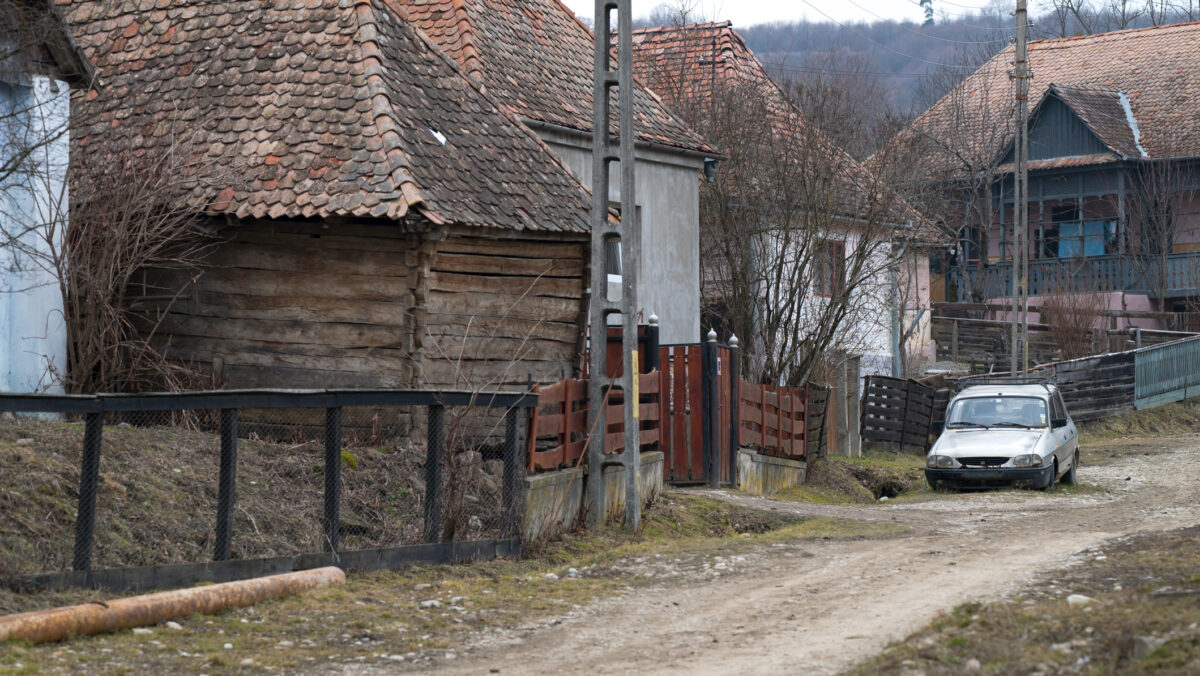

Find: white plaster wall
<box><xmin>535</xmin><ymin>129</ymin><xmax>703</xmax><ymax>345</ymax></box>
<box><xmin>1</xmin><ymin>76</ymin><xmax>69</xmax><ymax>393</ymax></box>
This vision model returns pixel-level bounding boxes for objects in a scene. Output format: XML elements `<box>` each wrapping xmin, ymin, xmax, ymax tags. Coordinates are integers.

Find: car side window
<box><xmin>1054</xmin><ymin>393</ymin><xmax>1068</xmax><ymax>423</ymax></box>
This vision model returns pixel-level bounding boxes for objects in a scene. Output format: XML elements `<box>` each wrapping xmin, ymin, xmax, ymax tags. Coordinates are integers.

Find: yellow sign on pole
<box><xmin>631</xmin><ymin>350</ymin><xmax>640</xmax><ymax>419</ymax></box>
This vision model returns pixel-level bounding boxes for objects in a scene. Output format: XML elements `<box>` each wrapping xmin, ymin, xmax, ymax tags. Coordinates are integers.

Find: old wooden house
<box><xmin>63</xmin><ymin>0</ymin><xmax>595</xmax><ymax>391</ymax></box>
<box><xmin>901</xmin><ymin>22</ymin><xmax>1200</xmax><ymax>328</ymax></box>
<box><xmin>401</xmin><ymin>0</ymin><xmax>717</xmax><ymax>345</ymax></box>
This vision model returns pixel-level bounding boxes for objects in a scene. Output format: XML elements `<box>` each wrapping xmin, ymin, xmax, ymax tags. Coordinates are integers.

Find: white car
<box><xmin>925</xmin><ymin>380</ymin><xmax>1080</xmax><ymax>491</ymax></box>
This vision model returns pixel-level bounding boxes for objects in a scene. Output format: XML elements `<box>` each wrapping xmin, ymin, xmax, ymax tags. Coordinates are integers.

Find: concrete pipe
<box><xmin>0</xmin><ymin>566</ymin><xmax>345</xmax><ymax>644</ymax></box>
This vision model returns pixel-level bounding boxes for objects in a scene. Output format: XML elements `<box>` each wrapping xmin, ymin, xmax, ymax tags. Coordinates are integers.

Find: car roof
<box><xmin>955</xmin><ymin>383</ymin><xmax>1056</xmax><ymax>398</ymax></box>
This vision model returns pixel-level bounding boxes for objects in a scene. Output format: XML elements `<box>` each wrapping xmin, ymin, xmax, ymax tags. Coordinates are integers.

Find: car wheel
<box><xmin>1062</xmin><ymin>450</ymin><xmax>1079</xmax><ymax>485</ymax></box>
<box><xmin>1042</xmin><ymin>459</ymin><xmax>1058</xmax><ymax>491</ymax></box>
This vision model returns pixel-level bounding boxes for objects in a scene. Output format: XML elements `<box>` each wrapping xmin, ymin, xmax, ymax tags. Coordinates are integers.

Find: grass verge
<box><xmin>773</xmin><ymin>451</ymin><xmax>929</xmax><ymax>504</ymax></box>
<box><xmin>850</xmin><ymin>525</ymin><xmax>1200</xmax><ymax>675</ymax></box>
<box><xmin>0</xmin><ymin>494</ymin><xmax>903</xmax><ymax>674</ymax></box>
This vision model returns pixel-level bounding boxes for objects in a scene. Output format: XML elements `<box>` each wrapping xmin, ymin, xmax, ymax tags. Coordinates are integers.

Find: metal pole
<box><xmin>72</xmin><ymin>412</ymin><xmax>103</xmax><ymax>572</ymax></box>
<box><xmin>502</xmin><ymin>406</ymin><xmax>525</xmax><ymax>538</ymax></box>
<box><xmin>214</xmin><ymin>408</ymin><xmax>238</xmax><ymax>561</ymax></box>
<box><xmin>424</xmin><ymin>405</ymin><xmax>444</xmax><ymax>543</ymax></box>
<box><xmin>729</xmin><ymin>334</ymin><xmax>741</xmax><ymax>485</ymax></box>
<box><xmin>323</xmin><ymin>406</ymin><xmax>342</xmax><ymax>554</ymax></box>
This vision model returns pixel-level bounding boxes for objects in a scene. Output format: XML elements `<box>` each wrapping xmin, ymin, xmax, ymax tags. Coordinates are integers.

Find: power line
<box><xmin>795</xmin><ymin>0</ymin><xmax>978</xmax><ymax>70</ymax></box>
<box><xmin>761</xmin><ymin>60</ymin><xmax>935</xmax><ymax>79</ymax></box>
<box><xmin>844</xmin><ymin>0</ymin><xmax>1008</xmax><ymax>43</ymax></box>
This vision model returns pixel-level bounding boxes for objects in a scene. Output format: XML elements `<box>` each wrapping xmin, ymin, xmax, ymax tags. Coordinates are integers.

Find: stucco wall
<box><xmin>535</xmin><ymin>128</ymin><xmax>703</xmax><ymax>345</ymax></box>
<box><xmin>0</xmin><ymin>76</ymin><xmax>69</xmax><ymax>393</ymax></box>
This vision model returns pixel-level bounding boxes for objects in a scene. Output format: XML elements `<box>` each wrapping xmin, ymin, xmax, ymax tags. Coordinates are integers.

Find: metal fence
<box><xmin>1133</xmin><ymin>334</ymin><xmax>1200</xmax><ymax>409</ymax></box>
<box><xmin>0</xmin><ymin>389</ymin><xmax>534</xmax><ymax>592</ymax></box>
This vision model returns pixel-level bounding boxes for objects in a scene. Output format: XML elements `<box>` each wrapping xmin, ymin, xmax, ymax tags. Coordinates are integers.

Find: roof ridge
<box><xmin>1031</xmin><ymin>19</ymin><xmax>1200</xmax><ymax>48</ymax></box>
<box><xmin>630</xmin><ymin>20</ymin><xmax>733</xmax><ymax>34</ymax></box>
<box><xmin>353</xmin><ymin>0</ymin><xmax>426</xmax><ymax>220</ymax></box>
<box><xmin>448</xmin><ymin>0</ymin><xmax>484</xmax><ymax>81</ymax></box>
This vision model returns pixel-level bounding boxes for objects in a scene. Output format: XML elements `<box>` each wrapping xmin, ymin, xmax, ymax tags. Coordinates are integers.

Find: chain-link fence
<box><xmin>0</xmin><ymin>390</ymin><xmax>531</xmax><ymax>590</ymax></box>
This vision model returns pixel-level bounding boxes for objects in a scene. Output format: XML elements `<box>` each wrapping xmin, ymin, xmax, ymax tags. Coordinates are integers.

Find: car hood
<box><xmin>933</xmin><ymin>428</ymin><xmax>1046</xmax><ymax>458</ymax></box>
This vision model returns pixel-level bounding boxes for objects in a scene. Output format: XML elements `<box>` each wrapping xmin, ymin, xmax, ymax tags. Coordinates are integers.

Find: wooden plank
<box><xmin>429</xmin><ymin>271</ymin><xmax>583</xmax><ymax>299</ymax></box>
<box><xmin>425</xmin><ymin>290</ymin><xmax>581</xmax><ymax>321</ymax></box>
<box><xmin>688</xmin><ymin>346</ymin><xmax>704</xmax><ymax>481</ymax></box>
<box><xmin>672</xmin><ymin>348</ymin><xmax>687</xmax><ymax>481</ymax></box>
<box><xmin>437</xmin><ymin>239</ymin><xmax>585</xmax><ymax>259</ymax></box>
<box><xmin>431</xmin><ymin>253</ymin><xmax>584</xmax><ymax>278</ymax></box>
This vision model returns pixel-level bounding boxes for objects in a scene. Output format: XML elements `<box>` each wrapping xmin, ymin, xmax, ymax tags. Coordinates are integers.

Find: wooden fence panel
<box><xmin>860</xmin><ymin>376</ymin><xmax>936</xmax><ymax>453</ymax></box>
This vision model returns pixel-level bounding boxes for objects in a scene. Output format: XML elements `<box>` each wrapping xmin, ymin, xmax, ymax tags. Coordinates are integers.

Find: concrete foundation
<box><xmin>736</xmin><ymin>449</ymin><xmax>806</xmax><ymax>496</ymax></box>
<box><xmin>522</xmin><ymin>451</ymin><xmax>663</xmax><ymax>543</ymax></box>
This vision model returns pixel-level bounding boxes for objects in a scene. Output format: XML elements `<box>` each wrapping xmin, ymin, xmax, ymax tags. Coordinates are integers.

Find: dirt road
<box><xmin>370</xmin><ymin>439</ymin><xmax>1200</xmax><ymax>675</ymax></box>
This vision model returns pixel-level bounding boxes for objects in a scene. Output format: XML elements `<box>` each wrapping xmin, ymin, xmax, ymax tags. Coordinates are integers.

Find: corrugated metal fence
<box><xmin>1133</xmin><ymin>334</ymin><xmax>1200</xmax><ymax>409</ymax></box>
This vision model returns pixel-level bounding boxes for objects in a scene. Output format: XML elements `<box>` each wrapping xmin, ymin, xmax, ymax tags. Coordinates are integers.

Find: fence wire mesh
<box><xmin>0</xmin><ymin>395</ymin><xmax>527</xmax><ymax>581</ymax></box>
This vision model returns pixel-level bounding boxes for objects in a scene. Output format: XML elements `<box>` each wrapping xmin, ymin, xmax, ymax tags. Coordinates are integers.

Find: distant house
<box><xmin>629</xmin><ymin>21</ymin><xmax>940</xmax><ymax>377</ymax></box>
<box><xmin>1</xmin><ymin>0</ymin><xmax>93</xmax><ymax>393</ymax></box>
<box><xmin>401</xmin><ymin>0</ymin><xmax>717</xmax><ymax>345</ymax></box>
<box><xmin>62</xmin><ymin>0</ymin><xmax>594</xmax><ymax>391</ymax></box>
<box><xmin>901</xmin><ymin>22</ymin><xmax>1200</xmax><ymax>328</ymax></box>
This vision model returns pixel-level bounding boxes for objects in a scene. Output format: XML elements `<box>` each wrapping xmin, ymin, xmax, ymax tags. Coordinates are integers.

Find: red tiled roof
<box><xmin>399</xmin><ymin>0</ymin><xmax>713</xmax><ymax>154</ymax></box>
<box><xmin>61</xmin><ymin>0</ymin><xmax>591</xmax><ymax>233</ymax></box>
<box><xmin>903</xmin><ymin>21</ymin><xmax>1200</xmax><ymax>176</ymax></box>
<box><xmin>1049</xmin><ymin>86</ymin><xmax>1141</xmax><ymax>158</ymax></box>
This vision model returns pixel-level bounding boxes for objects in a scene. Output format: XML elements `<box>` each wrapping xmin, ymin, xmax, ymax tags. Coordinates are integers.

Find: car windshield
<box><xmin>946</xmin><ymin>396</ymin><xmax>1048</xmax><ymax>428</ymax></box>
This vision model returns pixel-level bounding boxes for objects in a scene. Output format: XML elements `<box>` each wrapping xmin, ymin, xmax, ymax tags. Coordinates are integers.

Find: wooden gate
<box><xmin>657</xmin><ymin>343</ymin><xmax>734</xmax><ymax>484</ymax></box>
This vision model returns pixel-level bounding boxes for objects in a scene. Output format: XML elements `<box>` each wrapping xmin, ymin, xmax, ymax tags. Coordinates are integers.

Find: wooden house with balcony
<box><xmin>897</xmin><ymin>22</ymin><xmax>1200</xmax><ymax>329</ymax></box>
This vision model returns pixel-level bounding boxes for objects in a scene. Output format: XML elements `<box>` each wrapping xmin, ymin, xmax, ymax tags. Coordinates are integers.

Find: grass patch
<box><xmin>1080</xmin><ymin>398</ymin><xmax>1200</xmax><ymax>442</ymax></box>
<box><xmin>850</xmin><ymin>525</ymin><xmax>1200</xmax><ymax>675</ymax></box>
<box><xmin>0</xmin><ymin>493</ymin><xmax>902</xmax><ymax>673</ymax></box>
<box><xmin>774</xmin><ymin>451</ymin><xmax>929</xmax><ymax>505</ymax></box>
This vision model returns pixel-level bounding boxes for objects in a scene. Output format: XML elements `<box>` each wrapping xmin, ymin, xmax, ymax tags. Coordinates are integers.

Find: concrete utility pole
<box><xmin>587</xmin><ymin>0</ymin><xmax>640</xmax><ymax>530</ymax></box>
<box><xmin>1010</xmin><ymin>0</ymin><xmax>1031</xmax><ymax>374</ymax></box>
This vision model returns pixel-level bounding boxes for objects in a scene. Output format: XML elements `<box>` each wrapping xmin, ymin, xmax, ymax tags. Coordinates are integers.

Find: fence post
<box><xmin>502</xmin><ymin>406</ymin><xmax>526</xmax><ymax>539</ymax></box>
<box><xmin>72</xmin><ymin>411</ymin><xmax>104</xmax><ymax>572</ymax></box>
<box><xmin>645</xmin><ymin>314</ymin><xmax>660</xmax><ymax>372</ymax></box>
<box><xmin>214</xmin><ymin>408</ymin><xmax>238</xmax><ymax>562</ymax></box>
<box><xmin>952</xmin><ymin>318</ymin><xmax>960</xmax><ymax>363</ymax></box>
<box><xmin>323</xmin><ymin>406</ymin><xmax>343</xmax><ymax>555</ymax></box>
<box><xmin>728</xmin><ymin>335</ymin><xmax>740</xmax><ymax>486</ymax></box>
<box><xmin>703</xmin><ymin>329</ymin><xmax>720</xmax><ymax>488</ymax></box>
<box><xmin>424</xmin><ymin>404</ymin><xmax>445</xmax><ymax>544</ymax></box>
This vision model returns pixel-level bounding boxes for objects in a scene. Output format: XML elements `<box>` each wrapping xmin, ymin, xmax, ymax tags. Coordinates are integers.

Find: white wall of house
<box><xmin>1</xmin><ymin>75</ymin><xmax>69</xmax><ymax>393</ymax></box>
<box><xmin>531</xmin><ymin>125</ymin><xmax>704</xmax><ymax>345</ymax></box>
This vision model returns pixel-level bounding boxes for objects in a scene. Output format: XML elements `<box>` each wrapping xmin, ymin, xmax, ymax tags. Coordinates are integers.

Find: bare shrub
<box><xmin>1039</xmin><ymin>265</ymin><xmax>1105</xmax><ymax>360</ymax></box>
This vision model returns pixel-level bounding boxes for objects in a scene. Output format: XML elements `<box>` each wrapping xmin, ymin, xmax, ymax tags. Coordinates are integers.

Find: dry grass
<box><xmin>850</xmin><ymin>525</ymin><xmax>1200</xmax><ymax>675</ymax></box>
<box><xmin>0</xmin><ymin>494</ymin><xmax>903</xmax><ymax>673</ymax></box>
<box><xmin>0</xmin><ymin>415</ymin><xmax>444</xmax><ymax>581</ymax></box>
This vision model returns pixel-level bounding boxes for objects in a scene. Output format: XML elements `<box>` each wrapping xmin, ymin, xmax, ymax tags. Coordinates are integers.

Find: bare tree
<box><xmin>1</xmin><ymin>108</ymin><xmax>230</xmax><ymax>392</ymax></box>
<box><xmin>1122</xmin><ymin>152</ymin><xmax>1199</xmax><ymax>310</ymax></box>
<box><xmin>647</xmin><ymin>52</ymin><xmax>917</xmax><ymax>383</ymax></box>
<box><xmin>901</xmin><ymin>39</ymin><xmax>1013</xmax><ymax>302</ymax></box>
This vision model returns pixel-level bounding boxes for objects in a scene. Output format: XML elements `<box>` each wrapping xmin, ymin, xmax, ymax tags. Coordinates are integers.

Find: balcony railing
<box><xmin>949</xmin><ymin>253</ymin><xmax>1200</xmax><ymax>300</ymax></box>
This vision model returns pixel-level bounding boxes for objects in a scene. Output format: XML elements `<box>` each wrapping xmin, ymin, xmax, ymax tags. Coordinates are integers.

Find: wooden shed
<box><xmin>64</xmin><ymin>0</ymin><xmax>592</xmax><ymax>392</ymax></box>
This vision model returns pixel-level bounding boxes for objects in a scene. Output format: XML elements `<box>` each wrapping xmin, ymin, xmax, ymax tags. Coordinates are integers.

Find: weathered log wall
<box><xmin>144</xmin><ymin>219</ymin><xmax>587</xmax><ymax>394</ymax></box>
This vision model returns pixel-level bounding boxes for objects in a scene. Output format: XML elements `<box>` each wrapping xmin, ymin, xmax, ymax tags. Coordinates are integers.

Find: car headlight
<box><xmin>926</xmin><ymin>454</ymin><xmax>959</xmax><ymax>469</ymax></box>
<box><xmin>1012</xmin><ymin>454</ymin><xmax>1045</xmax><ymax>468</ymax></box>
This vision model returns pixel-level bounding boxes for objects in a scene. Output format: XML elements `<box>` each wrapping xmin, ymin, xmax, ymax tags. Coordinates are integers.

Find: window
<box><xmin>815</xmin><ymin>239</ymin><xmax>845</xmax><ymax>297</ymax></box>
<box><xmin>947</xmin><ymin>396</ymin><xmax>1048</xmax><ymax>427</ymax></box>
<box><xmin>1051</xmin><ymin>203</ymin><xmax>1114</xmax><ymax>258</ymax></box>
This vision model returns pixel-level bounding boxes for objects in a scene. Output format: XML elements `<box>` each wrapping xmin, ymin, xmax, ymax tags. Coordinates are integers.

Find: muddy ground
<box><xmin>354</xmin><ymin>435</ymin><xmax>1200</xmax><ymax>675</ymax></box>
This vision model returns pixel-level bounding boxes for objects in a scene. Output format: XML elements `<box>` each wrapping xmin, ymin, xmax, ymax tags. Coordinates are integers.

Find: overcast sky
<box><xmin>560</xmin><ymin>0</ymin><xmax>1006</xmax><ymax>28</ymax></box>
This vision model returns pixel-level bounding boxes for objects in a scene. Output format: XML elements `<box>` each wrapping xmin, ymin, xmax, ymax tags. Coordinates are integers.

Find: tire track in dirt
<box><xmin>347</xmin><ymin>440</ymin><xmax>1200</xmax><ymax>675</ymax></box>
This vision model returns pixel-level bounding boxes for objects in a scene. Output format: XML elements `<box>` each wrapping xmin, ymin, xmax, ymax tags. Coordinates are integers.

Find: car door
<box><xmin>1051</xmin><ymin>392</ymin><xmax>1075</xmax><ymax>471</ymax></box>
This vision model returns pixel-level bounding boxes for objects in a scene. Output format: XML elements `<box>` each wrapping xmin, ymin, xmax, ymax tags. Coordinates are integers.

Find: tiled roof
<box><xmin>903</xmin><ymin>21</ymin><xmax>1200</xmax><ymax>176</ymax></box>
<box><xmin>630</xmin><ymin>22</ymin><xmax>941</xmax><ymax>242</ymax></box>
<box><xmin>61</xmin><ymin>0</ymin><xmax>590</xmax><ymax>233</ymax></box>
<box><xmin>1049</xmin><ymin>85</ymin><xmax>1142</xmax><ymax>158</ymax></box>
<box><xmin>399</xmin><ymin>0</ymin><xmax>713</xmax><ymax>154</ymax></box>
